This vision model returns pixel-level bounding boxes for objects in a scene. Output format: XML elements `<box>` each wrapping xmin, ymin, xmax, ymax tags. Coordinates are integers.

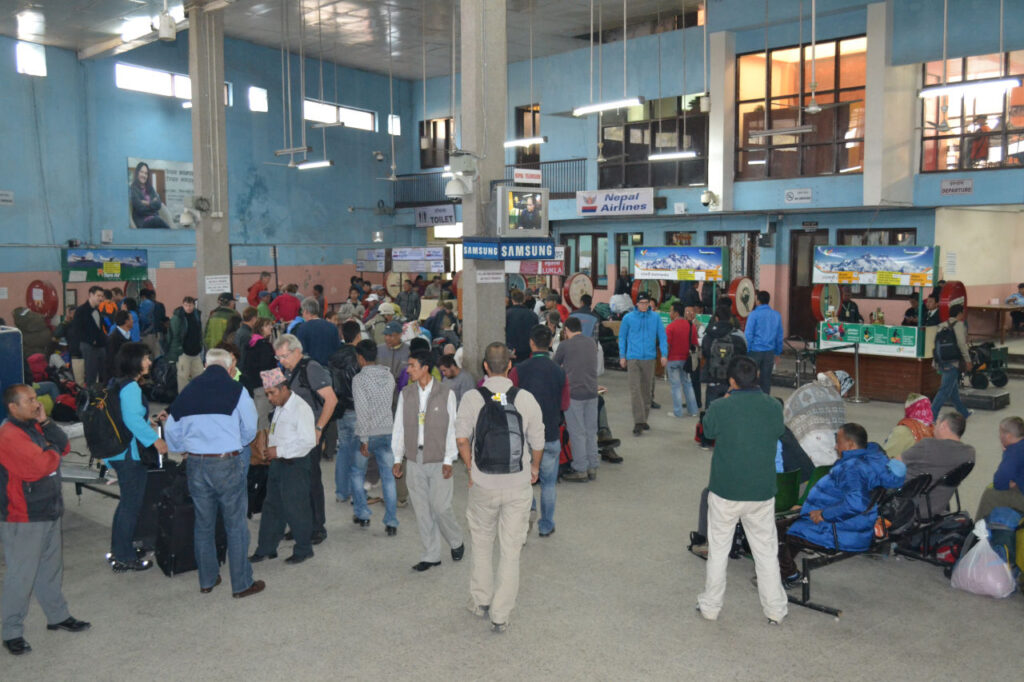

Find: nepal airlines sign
<box><xmin>576</xmin><ymin>188</ymin><xmax>654</xmax><ymax>216</ymax></box>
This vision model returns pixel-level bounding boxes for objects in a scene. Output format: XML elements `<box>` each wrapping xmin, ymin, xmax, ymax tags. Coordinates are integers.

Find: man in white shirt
<box><xmin>392</xmin><ymin>350</ymin><xmax>464</xmax><ymax>572</ymax></box>
<box><xmin>250</xmin><ymin>368</ymin><xmax>318</xmax><ymax>565</ymax></box>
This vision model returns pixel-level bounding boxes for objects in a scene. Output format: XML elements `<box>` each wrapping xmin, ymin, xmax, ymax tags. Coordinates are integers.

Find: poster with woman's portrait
<box><xmin>127</xmin><ymin>157</ymin><xmax>194</xmax><ymax>229</ymax></box>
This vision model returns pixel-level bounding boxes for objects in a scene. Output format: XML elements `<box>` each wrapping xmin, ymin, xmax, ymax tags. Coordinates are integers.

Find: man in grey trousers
<box><xmin>554</xmin><ymin>316</ymin><xmax>601</xmax><ymax>481</ymax></box>
<box><xmin>0</xmin><ymin>385</ymin><xmax>90</xmax><ymax>656</ymax></box>
<box><xmin>392</xmin><ymin>350</ymin><xmax>464</xmax><ymax>572</ymax></box>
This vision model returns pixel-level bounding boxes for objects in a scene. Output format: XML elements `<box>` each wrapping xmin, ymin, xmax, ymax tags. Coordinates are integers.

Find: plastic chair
<box><xmin>798</xmin><ymin>465</ymin><xmax>833</xmax><ymax>505</ymax></box>
<box><xmin>775</xmin><ymin>470</ymin><xmax>801</xmax><ymax>513</ymax></box>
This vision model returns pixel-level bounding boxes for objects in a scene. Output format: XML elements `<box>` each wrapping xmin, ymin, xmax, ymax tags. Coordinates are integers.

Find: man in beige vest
<box><xmin>392</xmin><ymin>350</ymin><xmax>464</xmax><ymax>572</ymax></box>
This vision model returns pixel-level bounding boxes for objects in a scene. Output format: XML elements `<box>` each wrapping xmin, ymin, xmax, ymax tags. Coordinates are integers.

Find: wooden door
<box><xmin>788</xmin><ymin>230</ymin><xmax>829</xmax><ymax>340</ymax></box>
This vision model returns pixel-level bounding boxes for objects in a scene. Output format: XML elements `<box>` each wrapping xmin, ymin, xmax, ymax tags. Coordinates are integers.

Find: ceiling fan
<box><xmin>802</xmin><ymin>0</ymin><xmax>862</xmax><ymax>114</ymax></box>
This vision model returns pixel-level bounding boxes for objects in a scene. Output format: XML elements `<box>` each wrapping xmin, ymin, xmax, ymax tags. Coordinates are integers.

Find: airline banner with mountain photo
<box><xmin>62</xmin><ymin>248</ymin><xmax>149</xmax><ymax>283</ymax></box>
<box><xmin>633</xmin><ymin>246</ymin><xmax>724</xmax><ymax>281</ymax></box>
<box><xmin>812</xmin><ymin>245</ymin><xmax>936</xmax><ymax>287</ymax></box>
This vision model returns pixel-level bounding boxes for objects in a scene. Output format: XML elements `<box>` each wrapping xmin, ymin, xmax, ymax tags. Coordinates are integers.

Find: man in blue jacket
<box><xmin>974</xmin><ymin>416</ymin><xmax>1024</xmax><ymax>519</ymax></box>
<box><xmin>777</xmin><ymin>423</ymin><xmax>905</xmax><ymax>585</ymax></box>
<box><xmin>744</xmin><ymin>291</ymin><xmax>784</xmax><ymax>395</ymax></box>
<box><xmin>618</xmin><ymin>292</ymin><xmax>668</xmax><ymax>436</ymax></box>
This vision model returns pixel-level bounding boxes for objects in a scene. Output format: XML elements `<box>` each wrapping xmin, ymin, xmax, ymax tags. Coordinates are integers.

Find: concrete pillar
<box><xmin>707</xmin><ymin>30</ymin><xmax>735</xmax><ymax>212</ymax></box>
<box><xmin>863</xmin><ymin>1</ymin><xmax>916</xmax><ymax>206</ymax></box>
<box><xmin>188</xmin><ymin>4</ymin><xmax>231</xmax><ymax>324</ymax></box>
<box><xmin>459</xmin><ymin>0</ymin><xmax>508</xmax><ymax>378</ymax></box>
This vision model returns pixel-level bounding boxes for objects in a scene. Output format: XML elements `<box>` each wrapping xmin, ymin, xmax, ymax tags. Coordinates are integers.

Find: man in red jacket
<box><xmin>247</xmin><ymin>271</ymin><xmax>272</xmax><ymax>307</ymax></box>
<box><xmin>0</xmin><ymin>385</ymin><xmax>90</xmax><ymax>656</ymax></box>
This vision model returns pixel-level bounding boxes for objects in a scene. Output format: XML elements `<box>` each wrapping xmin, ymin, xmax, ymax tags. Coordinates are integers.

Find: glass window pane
<box><xmin>804</xmin><ymin>94</ymin><xmax>836</xmax><ymax>143</ymax></box>
<box><xmin>15</xmin><ymin>41</ymin><xmax>46</xmax><ymax>77</ymax></box>
<box><xmin>338</xmin><ymin>106</ymin><xmax>375</xmax><ymax>131</ymax></box>
<box><xmin>625</xmin><ymin>104</ymin><xmax>647</xmax><ymax>122</ymax></box>
<box><xmin>802</xmin><ymin>144</ymin><xmax>834</xmax><ymax>175</ymax></box>
<box><xmin>837</xmin><ymin>91</ymin><xmax>866</xmax><ymax>142</ymax></box>
<box><xmin>680</xmin><ymin>115</ymin><xmax>706</xmax><ymax>155</ymax></box>
<box><xmin>625</xmin><ymin>124</ymin><xmax>649</xmax><ymax>161</ymax></box>
<box><xmin>838</xmin><ymin>37</ymin><xmax>867</xmax><ymax>88</ymax></box>
<box><xmin>1010</xmin><ymin>50</ymin><xmax>1024</xmax><ymax>76</ymax></box>
<box><xmin>738</xmin><ymin>52</ymin><xmax>767</xmax><ymax>101</ymax></box>
<box><xmin>248</xmin><ymin>86</ymin><xmax>268</xmax><ymax>113</ymax></box>
<box><xmin>769</xmin><ymin>97</ymin><xmax>801</xmax><ymax>131</ymax></box>
<box><xmin>769</xmin><ymin>146</ymin><xmax>799</xmax><ymax>178</ymax></box>
<box><xmin>1006</xmin><ymin>133</ymin><xmax>1024</xmax><ymax>166</ymax></box>
<box><xmin>596</xmin><ymin>237</ymin><xmax>608</xmax><ymax>287</ymax></box>
<box><xmin>964</xmin><ymin>133</ymin><xmax>1002</xmax><ymax>168</ymax></box>
<box><xmin>115</xmin><ymin>63</ymin><xmax>173</xmax><ymax>97</ymax></box>
<box><xmin>803</xmin><ymin>42</ymin><xmax>835</xmax><ymax>92</ymax></box>
<box><xmin>924</xmin><ymin>60</ymin><xmax>946</xmax><ymax>87</ymax></box>
<box><xmin>770</xmin><ymin>47</ymin><xmax>801</xmax><ymax>97</ymax></box>
<box><xmin>599</xmin><ymin>164</ymin><xmax>623</xmax><ymax>188</ymax></box>
<box><xmin>652</xmin><ymin>118</ymin><xmax>678</xmax><ymax>151</ymax></box>
<box><xmin>736</xmin><ymin>149</ymin><xmax>767</xmax><ymax>179</ymax></box>
<box><xmin>922</xmin><ymin>137</ymin><xmax>960</xmax><ymax>171</ymax></box>
<box><xmin>838</xmin><ymin>140</ymin><xmax>864</xmax><ymax>174</ymax></box>
<box><xmin>624</xmin><ymin>164</ymin><xmax>649</xmax><ymax>188</ymax></box>
<box><xmin>1008</xmin><ymin>86</ymin><xmax>1024</xmax><ymax>128</ymax></box>
<box><xmin>579</xmin><ymin>236</ymin><xmax>593</xmax><ymax>276</ymax></box>
<box><xmin>303</xmin><ymin>99</ymin><xmax>337</xmax><ymax>124</ymax></box>
<box><xmin>738</xmin><ymin>102</ymin><xmax>768</xmax><ymax>145</ymax></box>
<box><xmin>602</xmin><ymin>126</ymin><xmax>624</xmax><ymax>159</ymax></box>
<box><xmin>680</xmin><ymin>157</ymin><xmax>707</xmax><ymax>186</ymax></box>
<box><xmin>966</xmin><ymin>53</ymin><xmax>1003</xmax><ymax>80</ymax></box>
<box><xmin>651</xmin><ymin>158</ymin><xmax>677</xmax><ymax>187</ymax></box>
<box><xmin>388</xmin><ymin>114</ymin><xmax>401</xmax><ymax>136</ymax></box>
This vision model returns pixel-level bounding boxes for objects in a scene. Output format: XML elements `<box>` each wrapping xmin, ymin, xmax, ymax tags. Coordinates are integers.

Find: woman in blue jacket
<box><xmin>778</xmin><ymin>423</ymin><xmax>905</xmax><ymax>582</ymax></box>
<box><xmin>107</xmin><ymin>342</ymin><xmax>167</xmax><ymax>572</ymax></box>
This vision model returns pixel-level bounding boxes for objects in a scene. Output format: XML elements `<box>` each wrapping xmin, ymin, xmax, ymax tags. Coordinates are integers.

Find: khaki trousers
<box><xmin>627</xmin><ymin>359</ymin><xmax>655</xmax><ymax>425</ymax></box>
<box><xmin>175</xmin><ymin>353</ymin><xmax>204</xmax><ymax>393</ymax></box>
<box><xmin>466</xmin><ymin>483</ymin><xmax>532</xmax><ymax>625</ymax></box>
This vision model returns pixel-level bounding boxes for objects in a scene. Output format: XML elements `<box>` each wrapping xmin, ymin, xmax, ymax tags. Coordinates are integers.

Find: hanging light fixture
<box><xmin>573</xmin><ymin>0</ymin><xmax>644</xmax><ymax>116</ymax></box>
<box><xmin>751</xmin><ymin>0</ymin><xmax>814</xmax><ymax>139</ymax></box>
<box><xmin>920</xmin><ymin>0</ymin><xmax>1019</xmax><ymax>98</ymax></box>
<box><xmin>505</xmin><ymin>1</ymin><xmax>548</xmax><ymax>149</ymax></box>
<box><xmin>651</xmin><ymin>0</ymin><xmax>697</xmax><ymax>162</ymax></box>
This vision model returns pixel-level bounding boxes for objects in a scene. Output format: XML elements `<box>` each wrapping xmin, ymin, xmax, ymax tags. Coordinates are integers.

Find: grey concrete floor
<box><xmin>3</xmin><ymin>369</ymin><xmax>1023</xmax><ymax>680</ymax></box>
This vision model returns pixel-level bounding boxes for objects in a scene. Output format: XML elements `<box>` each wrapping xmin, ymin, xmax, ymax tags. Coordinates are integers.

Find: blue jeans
<box><xmin>335</xmin><ymin>412</ymin><xmax>358</xmax><ymax>502</ymax></box>
<box><xmin>351</xmin><ymin>435</ymin><xmax>398</xmax><ymax>528</ymax></box>
<box><xmin>109</xmin><ymin>458</ymin><xmax>148</xmax><ymax>562</ymax></box>
<box><xmin>186</xmin><ymin>455</ymin><xmax>254</xmax><ymax>593</ymax></box>
<box><xmin>749</xmin><ymin>350</ymin><xmax>775</xmax><ymax>395</ymax></box>
<box><xmin>666</xmin><ymin>360</ymin><xmax>699</xmax><ymax>417</ymax></box>
<box><xmin>932</xmin><ymin>363</ymin><xmax>969</xmax><ymax>419</ymax></box>
<box><xmin>536</xmin><ymin>439</ymin><xmax>560</xmax><ymax>535</ymax></box>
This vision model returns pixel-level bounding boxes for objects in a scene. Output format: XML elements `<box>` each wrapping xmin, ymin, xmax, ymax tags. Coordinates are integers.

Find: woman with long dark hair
<box><xmin>241</xmin><ymin>317</ymin><xmax>277</xmax><ymax>429</ymax></box>
<box><xmin>107</xmin><ymin>342</ymin><xmax>167</xmax><ymax>572</ymax></box>
<box><xmin>130</xmin><ymin>162</ymin><xmax>171</xmax><ymax>229</ymax></box>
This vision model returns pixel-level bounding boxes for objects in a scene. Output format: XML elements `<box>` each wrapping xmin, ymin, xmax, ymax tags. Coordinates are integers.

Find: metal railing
<box><xmin>393</xmin><ymin>158</ymin><xmax>586</xmax><ymax>208</ymax></box>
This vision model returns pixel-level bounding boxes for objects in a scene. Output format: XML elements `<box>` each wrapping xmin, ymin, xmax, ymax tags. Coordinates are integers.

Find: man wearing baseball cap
<box><xmin>369</xmin><ymin>301</ymin><xmax>402</xmax><ymax>345</ymax></box>
<box><xmin>618</xmin><ymin>291</ymin><xmax>668</xmax><ymax>436</ymax></box>
<box><xmin>204</xmin><ymin>292</ymin><xmax>241</xmax><ymax>352</ymax></box>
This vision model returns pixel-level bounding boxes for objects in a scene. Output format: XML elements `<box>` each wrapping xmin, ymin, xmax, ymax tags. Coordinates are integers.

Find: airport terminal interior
<box><xmin>2</xmin><ymin>0</ymin><xmax>1024</xmax><ymax>678</ymax></box>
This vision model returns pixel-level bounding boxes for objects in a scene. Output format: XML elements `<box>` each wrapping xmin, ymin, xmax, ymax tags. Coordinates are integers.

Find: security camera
<box><xmin>444</xmin><ymin>176</ymin><xmax>470</xmax><ymax>201</ymax></box>
<box><xmin>700</xmin><ymin>190</ymin><xmax>718</xmax><ymax>207</ymax></box>
<box><xmin>179</xmin><ymin>208</ymin><xmax>198</xmax><ymax>227</ymax></box>
<box><xmin>372</xmin><ymin>150</ymin><xmax>385</xmax><ymax>162</ymax></box>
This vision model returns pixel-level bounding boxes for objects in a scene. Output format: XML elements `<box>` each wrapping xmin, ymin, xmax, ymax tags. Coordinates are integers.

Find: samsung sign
<box><xmin>463</xmin><ymin>237</ymin><xmax>555</xmax><ymax>261</ymax></box>
<box><xmin>576</xmin><ymin>188</ymin><xmax>654</xmax><ymax>216</ymax></box>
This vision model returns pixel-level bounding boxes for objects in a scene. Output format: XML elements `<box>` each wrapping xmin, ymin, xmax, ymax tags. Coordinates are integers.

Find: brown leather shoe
<box><xmin>200</xmin><ymin>575</ymin><xmax>222</xmax><ymax>594</ymax></box>
<box><xmin>232</xmin><ymin>579</ymin><xmax>266</xmax><ymax>599</ymax></box>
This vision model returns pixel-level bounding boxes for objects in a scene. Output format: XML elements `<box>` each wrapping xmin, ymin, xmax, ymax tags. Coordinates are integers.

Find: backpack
<box><xmin>707</xmin><ymin>335</ymin><xmax>735</xmax><ymax>383</ymax></box>
<box><xmin>293</xmin><ymin>357</ymin><xmax>325</xmax><ymax>414</ymax></box>
<box><xmin>76</xmin><ymin>380</ymin><xmax>132</xmax><ymax>459</ymax></box>
<box><xmin>473</xmin><ymin>387</ymin><xmax>524</xmax><ymax>475</ymax></box>
<box><xmin>934</xmin><ymin>324</ymin><xmax>961</xmax><ymax>363</ymax></box>
<box><xmin>27</xmin><ymin>353</ymin><xmax>48</xmax><ymax>382</ymax></box>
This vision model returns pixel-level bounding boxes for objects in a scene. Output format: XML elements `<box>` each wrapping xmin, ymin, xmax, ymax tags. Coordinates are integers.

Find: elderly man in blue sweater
<box><xmin>618</xmin><ymin>292</ymin><xmax>668</xmax><ymax>436</ymax></box>
<box><xmin>744</xmin><ymin>290</ymin><xmax>784</xmax><ymax>395</ymax></box>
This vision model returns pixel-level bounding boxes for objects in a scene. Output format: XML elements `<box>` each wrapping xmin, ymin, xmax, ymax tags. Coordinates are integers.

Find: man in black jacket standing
<box><xmin>505</xmin><ymin>289</ymin><xmax>538</xmax><ymax>365</ymax></box>
<box><xmin>72</xmin><ymin>285</ymin><xmax>107</xmax><ymax>385</ymax></box>
<box><xmin>329</xmin><ymin>320</ymin><xmax>362</xmax><ymax>504</ymax></box>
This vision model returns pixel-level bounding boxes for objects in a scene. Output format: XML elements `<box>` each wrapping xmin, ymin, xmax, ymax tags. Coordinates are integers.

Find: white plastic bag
<box><xmin>950</xmin><ymin>520</ymin><xmax>1015</xmax><ymax>599</ymax></box>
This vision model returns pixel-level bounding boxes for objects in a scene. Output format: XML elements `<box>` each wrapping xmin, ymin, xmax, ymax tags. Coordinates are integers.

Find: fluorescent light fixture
<box><xmin>296</xmin><ymin>159</ymin><xmax>334</xmax><ymax>170</ymax></box>
<box><xmin>503</xmin><ymin>136</ymin><xmax>548</xmax><ymax>148</ymax></box>
<box><xmin>203</xmin><ymin>0</ymin><xmax>237</xmax><ymax>11</ymax></box>
<box><xmin>919</xmin><ymin>77</ymin><xmax>1020</xmax><ymax>99</ymax></box>
<box><xmin>181</xmin><ymin>101</ymin><xmax>192</xmax><ymax>109</ymax></box>
<box><xmin>572</xmin><ymin>97</ymin><xmax>644</xmax><ymax>117</ymax></box>
<box><xmin>748</xmin><ymin>125</ymin><xmax>815</xmax><ymax>139</ymax></box>
<box><xmin>747</xmin><ymin>159</ymin><xmax>766</xmax><ymax>165</ymax></box>
<box><xmin>839</xmin><ymin>165</ymin><xmax>862</xmax><ymax>173</ymax></box>
<box><xmin>372</xmin><ymin>231</ymin><xmax>384</xmax><ymax>243</ymax></box>
<box><xmin>649</xmin><ymin>150</ymin><xmax>697</xmax><ymax>161</ymax></box>
<box><xmin>274</xmin><ymin>146</ymin><xmax>313</xmax><ymax>156</ymax></box>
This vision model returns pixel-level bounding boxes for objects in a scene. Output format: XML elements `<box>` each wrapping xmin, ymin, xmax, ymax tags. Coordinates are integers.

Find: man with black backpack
<box><xmin>698</xmin><ymin>304</ymin><xmax>748</xmax><ymax>448</ymax></box>
<box><xmin>456</xmin><ymin>342</ymin><xmax>545</xmax><ymax>633</ymax></box>
<box><xmin>329</xmin><ymin>320</ymin><xmax>362</xmax><ymax>504</ymax></box>
<box><xmin>931</xmin><ymin>304</ymin><xmax>972</xmax><ymax>421</ymax></box>
<box><xmin>274</xmin><ymin>334</ymin><xmax>338</xmax><ymax>546</ymax></box>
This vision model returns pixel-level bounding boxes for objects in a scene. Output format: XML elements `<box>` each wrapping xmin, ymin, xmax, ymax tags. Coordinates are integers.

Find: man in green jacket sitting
<box><xmin>697</xmin><ymin>355</ymin><xmax>788</xmax><ymax>625</ymax></box>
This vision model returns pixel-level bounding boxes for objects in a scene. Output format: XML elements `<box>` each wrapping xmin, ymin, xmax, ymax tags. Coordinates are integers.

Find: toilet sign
<box><xmin>415</xmin><ymin>204</ymin><xmax>456</xmax><ymax>227</ymax></box>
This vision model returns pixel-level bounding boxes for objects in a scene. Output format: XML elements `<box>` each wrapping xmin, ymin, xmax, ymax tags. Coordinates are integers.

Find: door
<box><xmin>788</xmin><ymin>230</ymin><xmax>829</xmax><ymax>340</ymax></box>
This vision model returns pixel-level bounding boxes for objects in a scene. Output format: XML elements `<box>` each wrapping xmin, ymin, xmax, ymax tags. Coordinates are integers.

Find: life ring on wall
<box><xmin>562</xmin><ymin>272</ymin><xmax>594</xmax><ymax>310</ymax></box>
<box><xmin>810</xmin><ymin>283</ymin><xmax>841</xmax><ymax>322</ymax></box>
<box><xmin>938</xmin><ymin>280</ymin><xmax>967</xmax><ymax>321</ymax></box>
<box><xmin>728</xmin><ymin>277</ymin><xmax>757</xmax><ymax>320</ymax></box>
<box><xmin>630</xmin><ymin>279</ymin><xmax>663</xmax><ymax>306</ymax></box>
<box><xmin>25</xmin><ymin>280</ymin><xmax>59</xmax><ymax>319</ymax></box>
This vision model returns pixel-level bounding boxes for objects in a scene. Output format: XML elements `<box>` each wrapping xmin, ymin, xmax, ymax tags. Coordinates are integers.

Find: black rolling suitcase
<box><xmin>133</xmin><ymin>459</ymin><xmax>178</xmax><ymax>552</ymax></box>
<box><xmin>154</xmin><ymin>461</ymin><xmax>228</xmax><ymax>577</ymax></box>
